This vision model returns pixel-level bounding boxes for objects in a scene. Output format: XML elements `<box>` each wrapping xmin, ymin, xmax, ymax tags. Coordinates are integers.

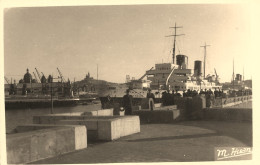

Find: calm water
<box><xmin>5</xmin><ymin>104</ymin><xmax>102</xmax><ymax>133</ymax></box>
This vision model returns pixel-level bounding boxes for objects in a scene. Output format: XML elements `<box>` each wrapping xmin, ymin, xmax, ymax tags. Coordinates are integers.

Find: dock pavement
<box><xmin>31</xmin><ymin>120</ymin><xmax>252</xmax><ymax>163</ymax></box>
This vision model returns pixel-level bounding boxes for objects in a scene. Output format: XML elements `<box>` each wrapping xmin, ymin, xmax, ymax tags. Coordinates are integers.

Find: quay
<box><xmin>5</xmin><ymin>97</ymin><xmax>79</xmax><ymax>109</ymax></box>
<box><xmin>5</xmin><ymin>95</ymin><xmax>252</xmax><ymax>164</ymax></box>
<box><xmin>32</xmin><ymin>120</ymin><xmax>252</xmax><ymax>163</ymax></box>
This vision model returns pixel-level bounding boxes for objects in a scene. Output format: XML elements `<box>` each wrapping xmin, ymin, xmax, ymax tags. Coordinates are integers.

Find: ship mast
<box><xmin>233</xmin><ymin>58</ymin><xmax>235</xmax><ymax>89</ymax></box>
<box><xmin>200</xmin><ymin>42</ymin><xmax>210</xmax><ymax>78</ymax></box>
<box><xmin>166</xmin><ymin>23</ymin><xmax>184</xmax><ymax>64</ymax></box>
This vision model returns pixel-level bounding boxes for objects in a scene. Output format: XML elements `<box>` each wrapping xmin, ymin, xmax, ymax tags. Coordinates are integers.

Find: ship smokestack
<box><xmin>194</xmin><ymin>60</ymin><xmax>202</xmax><ymax>76</ymax></box>
<box><xmin>176</xmin><ymin>55</ymin><xmax>188</xmax><ymax>69</ymax></box>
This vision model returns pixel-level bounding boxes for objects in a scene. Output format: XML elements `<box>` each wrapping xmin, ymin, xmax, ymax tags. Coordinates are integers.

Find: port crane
<box><xmin>214</xmin><ymin>68</ymin><xmax>220</xmax><ymax>85</ymax></box>
<box><xmin>41</xmin><ymin>72</ymin><xmax>45</xmax><ymax>77</ymax></box>
<box><xmin>214</xmin><ymin>68</ymin><xmax>218</xmax><ymax>79</ymax></box>
<box><xmin>4</xmin><ymin>76</ymin><xmax>10</xmax><ymax>84</ymax></box>
<box><xmin>57</xmin><ymin>67</ymin><xmax>66</xmax><ymax>82</ymax></box>
<box><xmin>33</xmin><ymin>72</ymin><xmax>39</xmax><ymax>83</ymax></box>
<box><xmin>35</xmin><ymin>68</ymin><xmax>42</xmax><ymax>80</ymax></box>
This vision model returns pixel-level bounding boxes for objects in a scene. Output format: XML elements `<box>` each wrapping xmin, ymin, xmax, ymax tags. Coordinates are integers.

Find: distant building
<box><xmin>5</xmin><ymin>69</ymin><xmax>72</xmax><ymax>97</ymax></box>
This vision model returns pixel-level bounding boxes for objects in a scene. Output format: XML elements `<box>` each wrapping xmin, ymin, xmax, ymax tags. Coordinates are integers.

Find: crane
<box><xmin>138</xmin><ymin>67</ymin><xmax>154</xmax><ymax>80</ymax></box>
<box><xmin>214</xmin><ymin>68</ymin><xmax>220</xmax><ymax>84</ymax></box>
<box><xmin>4</xmin><ymin>76</ymin><xmax>10</xmax><ymax>84</ymax></box>
<box><xmin>35</xmin><ymin>68</ymin><xmax>42</xmax><ymax>80</ymax></box>
<box><xmin>57</xmin><ymin>67</ymin><xmax>66</xmax><ymax>82</ymax></box>
<box><xmin>214</xmin><ymin>68</ymin><xmax>218</xmax><ymax>79</ymax></box>
<box><xmin>41</xmin><ymin>72</ymin><xmax>45</xmax><ymax>77</ymax></box>
<box><xmin>33</xmin><ymin>72</ymin><xmax>39</xmax><ymax>83</ymax></box>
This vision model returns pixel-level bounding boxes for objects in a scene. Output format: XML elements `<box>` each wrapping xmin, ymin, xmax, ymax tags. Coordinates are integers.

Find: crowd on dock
<box><xmin>161</xmin><ymin>88</ymin><xmax>251</xmax><ymax>98</ymax></box>
<box><xmin>101</xmin><ymin>88</ymin><xmax>252</xmax><ymax>113</ymax></box>
<box><xmin>159</xmin><ymin>88</ymin><xmax>252</xmax><ymax>107</ymax></box>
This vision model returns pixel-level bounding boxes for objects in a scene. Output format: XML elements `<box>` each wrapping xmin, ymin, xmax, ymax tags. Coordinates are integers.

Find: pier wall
<box><xmin>202</xmin><ymin>108</ymin><xmax>252</xmax><ymax>122</ymax></box>
<box><xmin>132</xmin><ymin>108</ymin><xmax>181</xmax><ymax>123</ymax></box>
<box><xmin>133</xmin><ymin>95</ymin><xmax>252</xmax><ymax>122</ymax></box>
<box><xmin>7</xmin><ymin>125</ymin><xmax>87</xmax><ymax>164</ymax></box>
<box><xmin>82</xmin><ymin>108</ymin><xmax>114</xmax><ymax>116</ymax></box>
<box><xmin>182</xmin><ymin>95</ymin><xmax>252</xmax><ymax>121</ymax></box>
<box><xmin>33</xmin><ymin>115</ymin><xmax>140</xmax><ymax>141</ymax></box>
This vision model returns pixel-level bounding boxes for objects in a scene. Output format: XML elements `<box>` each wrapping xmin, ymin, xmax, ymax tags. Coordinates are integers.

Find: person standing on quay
<box><xmin>122</xmin><ymin>89</ymin><xmax>133</xmax><ymax>115</ymax></box>
<box><xmin>147</xmin><ymin>88</ymin><xmax>155</xmax><ymax>110</ymax></box>
<box><xmin>146</xmin><ymin>89</ymin><xmax>155</xmax><ymax>101</ymax></box>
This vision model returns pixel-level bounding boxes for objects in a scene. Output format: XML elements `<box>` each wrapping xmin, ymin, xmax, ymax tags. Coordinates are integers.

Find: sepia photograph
<box><xmin>1</xmin><ymin>0</ymin><xmax>258</xmax><ymax>164</ymax></box>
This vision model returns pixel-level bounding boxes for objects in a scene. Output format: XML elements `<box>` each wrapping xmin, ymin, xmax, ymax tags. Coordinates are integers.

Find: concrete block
<box><xmin>6</xmin><ymin>134</ymin><xmax>31</xmax><ymax>164</ymax></box>
<box><xmin>7</xmin><ymin>125</ymin><xmax>87</xmax><ymax>164</ymax></box>
<box><xmin>55</xmin><ymin>116</ymin><xmax>140</xmax><ymax>141</ymax></box>
<box><xmin>82</xmin><ymin>108</ymin><xmax>113</xmax><ymax>116</ymax></box>
<box><xmin>82</xmin><ymin>111</ymin><xmax>98</xmax><ymax>116</ymax></box>
<box><xmin>119</xmin><ymin>110</ymin><xmax>125</xmax><ymax>116</ymax></box>
<box><xmin>15</xmin><ymin>125</ymin><xmax>59</xmax><ymax>133</ymax></box>
<box><xmin>97</xmin><ymin>120</ymin><xmax>112</xmax><ymax>140</ymax></box>
<box><xmin>57</xmin><ymin>120</ymin><xmax>98</xmax><ymax>130</ymax></box>
<box><xmin>98</xmin><ymin>119</ymin><xmax>121</xmax><ymax>141</ymax></box>
<box><xmin>120</xmin><ymin>116</ymin><xmax>140</xmax><ymax>137</ymax></box>
<box><xmin>30</xmin><ymin>130</ymin><xmax>57</xmax><ymax>161</ymax></box>
<box><xmin>154</xmin><ymin>103</ymin><xmax>162</xmax><ymax>108</ymax></box>
<box><xmin>33</xmin><ymin>115</ymin><xmax>140</xmax><ymax>141</ymax></box>
<box><xmin>56</xmin><ymin>128</ymin><xmax>75</xmax><ymax>155</ymax></box>
<box><xmin>50</xmin><ymin>112</ymin><xmax>85</xmax><ymax>116</ymax></box>
<box><xmin>74</xmin><ymin>126</ymin><xmax>87</xmax><ymax>150</ymax></box>
<box><xmin>97</xmin><ymin>109</ymin><xmax>113</xmax><ymax>116</ymax></box>
<box><xmin>154</xmin><ymin>105</ymin><xmax>177</xmax><ymax>110</ymax></box>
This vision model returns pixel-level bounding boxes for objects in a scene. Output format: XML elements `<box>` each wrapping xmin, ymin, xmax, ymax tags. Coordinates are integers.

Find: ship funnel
<box><xmin>236</xmin><ymin>74</ymin><xmax>242</xmax><ymax>81</ymax></box>
<box><xmin>194</xmin><ymin>60</ymin><xmax>202</xmax><ymax>76</ymax></box>
<box><xmin>176</xmin><ymin>55</ymin><xmax>188</xmax><ymax>69</ymax></box>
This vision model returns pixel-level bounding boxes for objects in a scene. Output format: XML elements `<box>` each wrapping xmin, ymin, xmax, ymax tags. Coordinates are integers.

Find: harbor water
<box><xmin>5</xmin><ymin>104</ymin><xmax>102</xmax><ymax>133</ymax></box>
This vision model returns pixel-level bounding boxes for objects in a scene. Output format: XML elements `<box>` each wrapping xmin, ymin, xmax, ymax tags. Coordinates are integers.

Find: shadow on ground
<box><xmin>127</xmin><ymin>132</ymin><xmax>222</xmax><ymax>142</ymax></box>
<box><xmin>173</xmin><ymin>120</ymin><xmax>252</xmax><ymax>146</ymax></box>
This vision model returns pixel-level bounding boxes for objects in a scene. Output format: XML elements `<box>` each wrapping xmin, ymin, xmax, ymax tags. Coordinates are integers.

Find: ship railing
<box><xmin>210</xmin><ymin>94</ymin><xmax>252</xmax><ymax>108</ymax></box>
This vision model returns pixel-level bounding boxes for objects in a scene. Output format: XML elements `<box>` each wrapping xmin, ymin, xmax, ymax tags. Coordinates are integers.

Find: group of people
<box><xmin>105</xmin><ymin>87</ymin><xmax>252</xmax><ymax>115</ymax></box>
<box><xmin>122</xmin><ymin>88</ymin><xmax>225</xmax><ymax>113</ymax></box>
<box><xmin>161</xmin><ymin>90</ymin><xmax>178</xmax><ymax>106</ymax></box>
<box><xmin>182</xmin><ymin>88</ymin><xmax>224</xmax><ymax>98</ymax></box>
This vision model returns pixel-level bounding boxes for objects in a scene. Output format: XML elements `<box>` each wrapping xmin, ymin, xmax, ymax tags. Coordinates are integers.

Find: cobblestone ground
<box><xmin>32</xmin><ymin>120</ymin><xmax>252</xmax><ymax>164</ymax></box>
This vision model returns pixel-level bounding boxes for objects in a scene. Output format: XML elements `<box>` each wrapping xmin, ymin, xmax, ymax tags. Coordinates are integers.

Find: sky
<box><xmin>4</xmin><ymin>4</ymin><xmax>253</xmax><ymax>83</ymax></box>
